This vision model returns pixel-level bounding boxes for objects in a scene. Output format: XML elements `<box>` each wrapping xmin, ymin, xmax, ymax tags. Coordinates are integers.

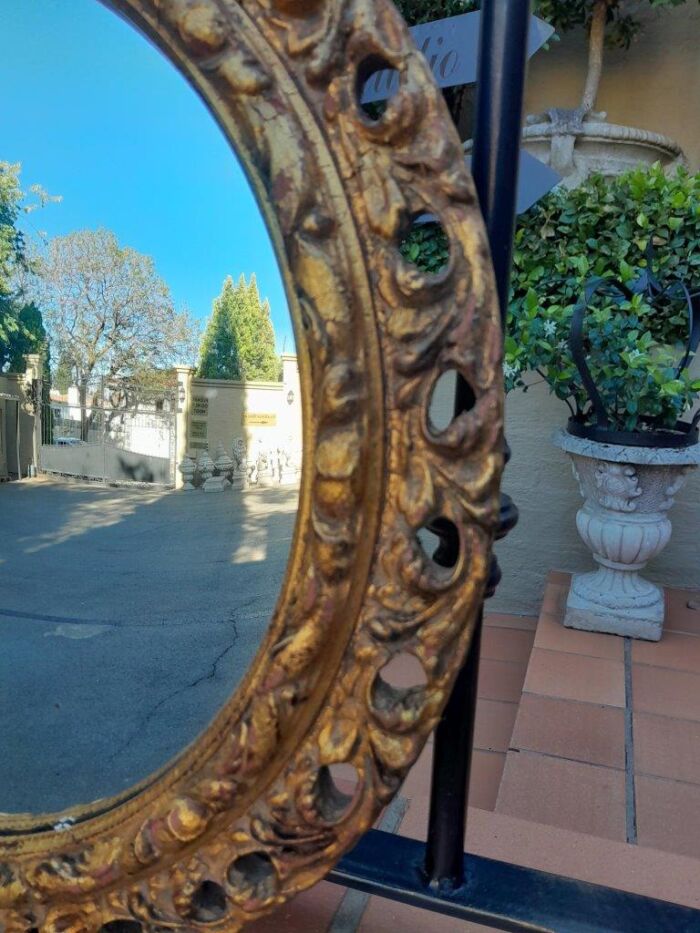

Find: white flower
<box><xmin>503</xmin><ymin>361</ymin><xmax>520</xmax><ymax>380</ymax></box>
<box><xmin>627</xmin><ymin>349</ymin><xmax>642</xmax><ymax>362</ymax></box>
<box><xmin>557</xmin><ymin>339</ymin><xmax>568</xmax><ymax>352</ymax></box>
<box><xmin>543</xmin><ymin>320</ymin><xmax>557</xmax><ymax>338</ymax></box>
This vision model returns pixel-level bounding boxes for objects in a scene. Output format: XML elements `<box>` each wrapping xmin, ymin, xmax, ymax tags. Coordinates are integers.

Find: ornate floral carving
<box><xmin>0</xmin><ymin>0</ymin><xmax>502</xmax><ymax>928</ymax></box>
<box><xmin>594</xmin><ymin>462</ymin><xmax>641</xmax><ymax>511</ymax></box>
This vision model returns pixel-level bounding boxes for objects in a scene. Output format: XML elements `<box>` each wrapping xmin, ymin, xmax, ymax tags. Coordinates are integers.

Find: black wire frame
<box><xmin>328</xmin><ymin>2</ymin><xmax>700</xmax><ymax>930</ymax></box>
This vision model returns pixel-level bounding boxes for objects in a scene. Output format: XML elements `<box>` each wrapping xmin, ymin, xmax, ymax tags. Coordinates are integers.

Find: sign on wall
<box><xmin>192</xmin><ymin>397</ymin><xmax>209</xmax><ymax>417</ymax></box>
<box><xmin>361</xmin><ymin>11</ymin><xmax>554</xmax><ymax>103</ymax></box>
<box><xmin>242</xmin><ymin>413</ymin><xmax>277</xmax><ymax>426</ymax></box>
<box><xmin>364</xmin><ymin>9</ymin><xmax>561</xmax><ymax>216</ymax></box>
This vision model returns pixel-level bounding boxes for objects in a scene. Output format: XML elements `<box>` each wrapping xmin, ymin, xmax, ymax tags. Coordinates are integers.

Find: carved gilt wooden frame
<box><xmin>0</xmin><ymin>0</ymin><xmax>503</xmax><ymax>929</ymax></box>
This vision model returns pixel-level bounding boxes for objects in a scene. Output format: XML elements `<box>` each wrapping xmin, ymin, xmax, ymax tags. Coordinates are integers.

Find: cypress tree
<box><xmin>196</xmin><ymin>276</ymin><xmax>242</xmax><ymax>379</ymax></box>
<box><xmin>197</xmin><ymin>274</ymin><xmax>280</xmax><ymax>382</ymax></box>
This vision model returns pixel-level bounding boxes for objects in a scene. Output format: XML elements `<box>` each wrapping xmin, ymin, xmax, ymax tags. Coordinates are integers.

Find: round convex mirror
<box><xmin>0</xmin><ymin>1</ymin><xmax>301</xmax><ymax>821</ymax></box>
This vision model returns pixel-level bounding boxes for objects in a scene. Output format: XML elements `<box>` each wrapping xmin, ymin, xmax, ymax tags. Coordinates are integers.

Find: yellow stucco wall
<box><xmin>524</xmin><ymin>5</ymin><xmax>700</xmax><ymax>171</ymax></box>
<box><xmin>187</xmin><ymin>355</ymin><xmax>302</xmax><ymax>463</ymax></box>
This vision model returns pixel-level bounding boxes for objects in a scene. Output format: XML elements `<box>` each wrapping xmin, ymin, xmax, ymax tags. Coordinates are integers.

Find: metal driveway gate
<box><xmin>41</xmin><ymin>381</ymin><xmax>176</xmax><ymax>487</ymax></box>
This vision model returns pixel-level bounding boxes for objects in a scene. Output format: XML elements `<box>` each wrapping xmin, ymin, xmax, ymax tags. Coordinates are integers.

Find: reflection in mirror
<box><xmin>0</xmin><ymin>2</ymin><xmax>300</xmax><ymax>819</ymax></box>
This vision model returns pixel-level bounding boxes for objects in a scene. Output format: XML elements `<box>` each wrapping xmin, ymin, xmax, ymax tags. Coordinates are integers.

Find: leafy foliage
<box><xmin>396</xmin><ymin>0</ymin><xmax>697</xmax><ymax>47</ymax></box>
<box><xmin>394</xmin><ymin>0</ymin><xmax>476</xmax><ymax>26</ymax></box>
<box><xmin>197</xmin><ymin>274</ymin><xmax>279</xmax><ymax>382</ymax></box>
<box><xmin>405</xmin><ymin>165</ymin><xmax>700</xmax><ymax>433</ymax></box>
<box><xmin>0</xmin><ymin>162</ymin><xmax>53</xmax><ymax>373</ymax></box>
<box><xmin>399</xmin><ymin>222</ymin><xmax>450</xmax><ymax>274</ymax></box>
<box><xmin>35</xmin><ymin>228</ymin><xmax>198</xmax><ymax>394</ymax></box>
<box><xmin>538</xmin><ymin>0</ymin><xmax>697</xmax><ymax>50</ymax></box>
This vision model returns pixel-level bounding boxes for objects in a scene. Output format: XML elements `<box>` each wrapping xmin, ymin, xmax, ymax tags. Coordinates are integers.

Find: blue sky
<box><xmin>1</xmin><ymin>0</ymin><xmax>294</xmax><ymax>352</ymax></box>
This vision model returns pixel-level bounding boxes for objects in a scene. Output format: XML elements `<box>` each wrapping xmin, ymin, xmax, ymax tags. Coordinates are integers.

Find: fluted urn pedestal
<box><xmin>554</xmin><ymin>430</ymin><xmax>700</xmax><ymax>641</ymax></box>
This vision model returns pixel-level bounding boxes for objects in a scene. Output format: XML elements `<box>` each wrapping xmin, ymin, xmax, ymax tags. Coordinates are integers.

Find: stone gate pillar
<box><xmin>175</xmin><ymin>366</ymin><xmax>194</xmax><ymax>489</ymax></box>
<box><xmin>25</xmin><ymin>353</ymin><xmax>43</xmax><ymax>476</ymax></box>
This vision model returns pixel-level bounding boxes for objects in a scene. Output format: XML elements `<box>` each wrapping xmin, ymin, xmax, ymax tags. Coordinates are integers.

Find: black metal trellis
<box><xmin>328</xmin><ymin>2</ymin><xmax>700</xmax><ymax>929</ymax></box>
<box><xmin>567</xmin><ymin>262</ymin><xmax>700</xmax><ymax>449</ymax></box>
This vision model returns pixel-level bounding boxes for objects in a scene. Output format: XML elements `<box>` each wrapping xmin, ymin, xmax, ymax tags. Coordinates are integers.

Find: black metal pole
<box><xmin>470</xmin><ymin>0</ymin><xmax>531</xmax><ymax>325</ymax></box>
<box><xmin>424</xmin><ymin>0</ymin><xmax>529</xmax><ymax>890</ymax></box>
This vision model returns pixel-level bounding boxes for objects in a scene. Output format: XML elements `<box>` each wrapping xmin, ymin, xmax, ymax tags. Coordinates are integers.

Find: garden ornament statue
<box><xmin>555</xmin><ymin>260</ymin><xmax>700</xmax><ymax>640</ymax></box>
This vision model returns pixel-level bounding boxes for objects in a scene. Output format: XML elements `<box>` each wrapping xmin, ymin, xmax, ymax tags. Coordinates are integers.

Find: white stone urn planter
<box><xmin>522</xmin><ymin>116</ymin><xmax>686</xmax><ymax>190</ymax></box>
<box><xmin>554</xmin><ymin>430</ymin><xmax>700</xmax><ymax>641</ymax></box>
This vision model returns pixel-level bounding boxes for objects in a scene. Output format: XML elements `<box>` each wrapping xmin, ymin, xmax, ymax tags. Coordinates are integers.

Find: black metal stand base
<box><xmin>329</xmin><ymin>830</ymin><xmax>700</xmax><ymax>933</ymax></box>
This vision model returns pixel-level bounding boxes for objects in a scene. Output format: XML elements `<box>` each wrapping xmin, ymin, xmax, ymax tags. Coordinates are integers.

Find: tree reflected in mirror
<box><xmin>0</xmin><ymin>0</ymin><xmax>299</xmax><ymax>819</ymax></box>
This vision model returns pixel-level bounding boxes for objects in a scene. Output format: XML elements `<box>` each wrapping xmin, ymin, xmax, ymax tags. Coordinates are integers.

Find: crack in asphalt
<box><xmin>105</xmin><ymin>617</ymin><xmax>240</xmax><ymax>764</ymax></box>
<box><xmin>0</xmin><ymin>595</ymin><xmax>266</xmax><ymax>629</ymax></box>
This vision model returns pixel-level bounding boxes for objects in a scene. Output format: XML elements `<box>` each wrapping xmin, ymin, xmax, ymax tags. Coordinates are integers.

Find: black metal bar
<box><xmin>330</xmin><ymin>829</ymin><xmax>700</xmax><ymax>933</ymax></box>
<box><xmin>470</xmin><ymin>0</ymin><xmax>531</xmax><ymax>324</ymax></box>
<box><xmin>424</xmin><ymin>608</ymin><xmax>483</xmax><ymax>886</ymax></box>
<box><xmin>423</xmin><ymin>0</ymin><xmax>529</xmax><ymax>889</ymax></box>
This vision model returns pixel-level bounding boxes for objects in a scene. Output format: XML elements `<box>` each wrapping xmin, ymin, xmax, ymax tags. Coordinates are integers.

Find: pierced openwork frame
<box><xmin>0</xmin><ymin>0</ymin><xmax>503</xmax><ymax>929</ymax></box>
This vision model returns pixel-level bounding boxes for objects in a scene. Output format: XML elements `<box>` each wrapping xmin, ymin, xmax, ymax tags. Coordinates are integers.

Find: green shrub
<box><xmin>399</xmin><ymin>222</ymin><xmax>450</xmax><ymax>274</ymax></box>
<box><xmin>401</xmin><ymin>165</ymin><xmax>700</xmax><ymax>433</ymax></box>
<box><xmin>394</xmin><ymin>0</ymin><xmax>476</xmax><ymax>26</ymax></box>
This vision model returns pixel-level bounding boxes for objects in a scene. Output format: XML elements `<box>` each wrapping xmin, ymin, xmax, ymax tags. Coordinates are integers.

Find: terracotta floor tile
<box><xmin>523</xmin><ymin>648</ymin><xmax>625</xmax><ymax>708</ymax></box>
<box><xmin>665</xmin><ymin>589</ymin><xmax>700</xmax><ymax>636</ymax></box>
<box><xmin>468</xmin><ymin>749</ymin><xmax>506</xmax><ymax>811</ymax></box>
<box><xmin>632</xmin><ymin>665</ymin><xmax>700</xmax><ymax>722</ymax></box>
<box><xmin>511</xmin><ymin>694</ymin><xmax>625</xmax><ymax>769</ymax></box>
<box><xmin>247</xmin><ymin>881</ymin><xmax>343</xmax><ymax>933</ymax></box>
<box><xmin>399</xmin><ymin>702</ymin><xmax>516</xmax><ymax>807</ymax></box>
<box><xmin>484</xmin><ymin>612</ymin><xmax>538</xmax><ymax>632</ymax></box>
<box><xmin>395</xmin><ymin>793</ymin><xmax>429</xmax><ymax>843</ymax></box>
<box><xmin>477</xmin><ymin>659</ymin><xmax>528</xmax><ymax>703</ymax></box>
<box><xmin>634</xmin><ymin>713</ymin><xmax>700</xmax><ymax>784</ymax></box>
<box><xmin>359</xmin><ymin>894</ymin><xmax>497</xmax><ymax>932</ymax></box>
<box><xmin>496</xmin><ymin>750</ymin><xmax>627</xmax><ymax>841</ymax></box>
<box><xmin>375</xmin><ymin>651</ymin><xmax>430</xmax><ymax>688</ymax></box>
<box><xmin>632</xmin><ymin>630</ymin><xmax>700</xmax><ymax>674</ymax></box>
<box><xmin>474</xmin><ymin>699</ymin><xmax>518</xmax><ymax>753</ymax></box>
<box><xmin>539</xmin><ymin>579</ymin><xmax>569</xmax><ymax>618</ymax></box>
<box><xmin>464</xmin><ymin>807</ymin><xmax>700</xmax><ymax>911</ymax></box>
<box><xmin>399</xmin><ymin>750</ymin><xmax>506</xmax><ymax>841</ymax></box>
<box><xmin>400</xmin><ymin>743</ymin><xmax>433</xmax><ymax>801</ymax></box>
<box><xmin>535</xmin><ymin>607</ymin><xmax>624</xmax><ymax>660</ymax></box>
<box><xmin>548</xmin><ymin>569</ymin><xmax>572</xmax><ymax>585</ymax></box>
<box><xmin>636</xmin><ymin>774</ymin><xmax>700</xmax><ymax>859</ymax></box>
<box><xmin>481</xmin><ymin>626</ymin><xmax>535</xmax><ymax>664</ymax></box>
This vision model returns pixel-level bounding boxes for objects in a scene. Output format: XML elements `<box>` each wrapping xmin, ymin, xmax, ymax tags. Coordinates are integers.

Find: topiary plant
<box><xmin>506</xmin><ymin>164</ymin><xmax>700</xmax><ymax>433</ymax></box>
<box><xmin>393</xmin><ymin>0</ymin><xmax>476</xmax><ymax>25</ymax></box>
<box><xmin>534</xmin><ymin>0</ymin><xmax>700</xmax><ymax>121</ymax></box>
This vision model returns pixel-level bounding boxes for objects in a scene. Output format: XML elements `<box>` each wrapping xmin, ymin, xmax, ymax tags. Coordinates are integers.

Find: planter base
<box><xmin>565</xmin><ymin>571</ymin><xmax>663</xmax><ymax>641</ymax></box>
<box><xmin>203</xmin><ymin>476</ymin><xmax>230</xmax><ymax>493</ymax></box>
<box><xmin>553</xmin><ymin>430</ymin><xmax>700</xmax><ymax>642</ymax></box>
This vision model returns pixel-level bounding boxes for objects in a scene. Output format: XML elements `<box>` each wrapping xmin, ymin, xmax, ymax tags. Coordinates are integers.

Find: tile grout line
<box><xmin>506</xmin><ymin>745</ymin><xmax>626</xmax><ymax>772</ymax></box>
<box><xmin>326</xmin><ymin>794</ymin><xmax>408</xmax><ymax>933</ymax></box>
<box><xmin>624</xmin><ymin>637</ymin><xmax>638</xmax><ymax>845</ymax></box>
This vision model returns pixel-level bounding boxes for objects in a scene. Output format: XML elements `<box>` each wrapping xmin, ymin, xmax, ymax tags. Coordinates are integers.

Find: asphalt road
<box><xmin>0</xmin><ymin>477</ymin><xmax>298</xmax><ymax>817</ymax></box>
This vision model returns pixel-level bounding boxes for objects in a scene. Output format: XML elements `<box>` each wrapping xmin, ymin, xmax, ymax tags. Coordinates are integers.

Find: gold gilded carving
<box><xmin>0</xmin><ymin>0</ymin><xmax>503</xmax><ymax>928</ymax></box>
